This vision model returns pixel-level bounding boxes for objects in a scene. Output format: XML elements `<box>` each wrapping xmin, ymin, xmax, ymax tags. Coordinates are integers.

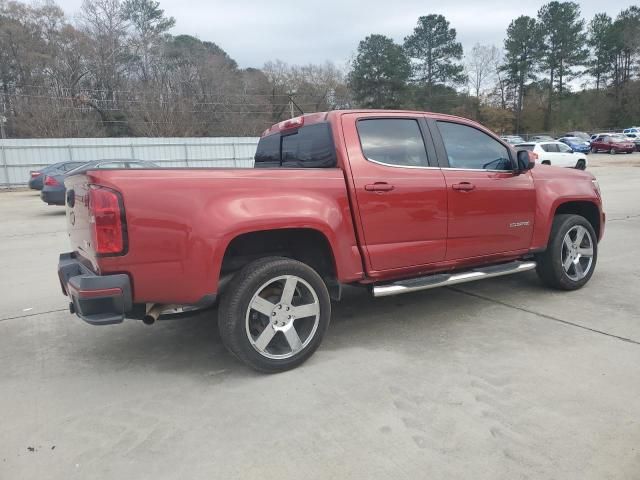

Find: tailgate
<box><xmin>64</xmin><ymin>173</ymin><xmax>96</xmax><ymax>267</ymax></box>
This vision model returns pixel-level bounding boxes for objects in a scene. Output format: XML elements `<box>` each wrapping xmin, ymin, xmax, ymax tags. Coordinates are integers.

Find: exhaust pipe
<box><xmin>143</xmin><ymin>303</ymin><xmax>176</xmax><ymax>325</ymax></box>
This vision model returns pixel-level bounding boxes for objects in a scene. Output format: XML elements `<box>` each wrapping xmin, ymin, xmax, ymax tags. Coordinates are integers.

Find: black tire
<box><xmin>535</xmin><ymin>214</ymin><xmax>598</xmax><ymax>290</ymax></box>
<box><xmin>610</xmin><ymin>148</ymin><xmax>616</xmax><ymax>155</ymax></box>
<box><xmin>218</xmin><ymin>257</ymin><xmax>331</xmax><ymax>373</ymax></box>
<box><xmin>591</xmin><ymin>146</ymin><xmax>597</xmax><ymax>153</ymax></box>
<box><xmin>542</xmin><ymin>160</ymin><xmax>551</xmax><ymax>166</ymax></box>
<box><xmin>575</xmin><ymin>160</ymin><xmax>586</xmax><ymax>170</ymax></box>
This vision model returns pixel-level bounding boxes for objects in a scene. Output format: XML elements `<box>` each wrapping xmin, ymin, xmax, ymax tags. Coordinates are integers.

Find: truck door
<box><xmin>341</xmin><ymin>113</ymin><xmax>447</xmax><ymax>272</ymax></box>
<box><xmin>430</xmin><ymin>119</ymin><xmax>536</xmax><ymax>260</ymax></box>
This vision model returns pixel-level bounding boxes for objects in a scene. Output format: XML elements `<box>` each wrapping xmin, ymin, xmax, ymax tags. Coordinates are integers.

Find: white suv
<box><xmin>515</xmin><ymin>142</ymin><xmax>588</xmax><ymax>170</ymax></box>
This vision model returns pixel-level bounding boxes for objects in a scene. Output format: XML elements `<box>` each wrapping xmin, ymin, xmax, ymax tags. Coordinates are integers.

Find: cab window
<box><xmin>357</xmin><ymin>119</ymin><xmax>429</xmax><ymax>167</ymax></box>
<box><xmin>437</xmin><ymin>121</ymin><xmax>512</xmax><ymax>171</ymax></box>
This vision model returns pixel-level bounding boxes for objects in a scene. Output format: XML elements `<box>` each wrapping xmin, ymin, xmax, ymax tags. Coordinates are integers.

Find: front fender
<box><xmin>530</xmin><ymin>170</ymin><xmax>602</xmax><ymax>250</ymax></box>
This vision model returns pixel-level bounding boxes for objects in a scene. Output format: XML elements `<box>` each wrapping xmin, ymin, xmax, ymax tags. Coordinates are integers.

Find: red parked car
<box><xmin>58</xmin><ymin>110</ymin><xmax>605</xmax><ymax>372</ymax></box>
<box><xmin>590</xmin><ymin>134</ymin><xmax>636</xmax><ymax>154</ymax></box>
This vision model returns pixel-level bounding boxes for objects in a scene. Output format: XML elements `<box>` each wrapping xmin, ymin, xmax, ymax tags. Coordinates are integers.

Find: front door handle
<box><xmin>365</xmin><ymin>182</ymin><xmax>395</xmax><ymax>192</ymax></box>
<box><xmin>452</xmin><ymin>182</ymin><xmax>475</xmax><ymax>192</ymax></box>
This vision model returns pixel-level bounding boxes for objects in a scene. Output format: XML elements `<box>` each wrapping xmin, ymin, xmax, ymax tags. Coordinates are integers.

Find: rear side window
<box><xmin>126</xmin><ymin>162</ymin><xmax>153</xmax><ymax>169</ymax></box>
<box><xmin>437</xmin><ymin>121</ymin><xmax>512</xmax><ymax>171</ymax></box>
<box><xmin>254</xmin><ymin>123</ymin><xmax>336</xmax><ymax>168</ymax></box>
<box><xmin>357</xmin><ymin>119</ymin><xmax>429</xmax><ymax>167</ymax></box>
<box><xmin>61</xmin><ymin>162</ymin><xmax>85</xmax><ymax>172</ymax></box>
<box><xmin>96</xmin><ymin>162</ymin><xmax>127</xmax><ymax>169</ymax></box>
<box><xmin>541</xmin><ymin>144</ymin><xmax>558</xmax><ymax>153</ymax></box>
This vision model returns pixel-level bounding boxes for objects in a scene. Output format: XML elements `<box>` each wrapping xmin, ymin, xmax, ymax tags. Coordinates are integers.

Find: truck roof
<box><xmin>260</xmin><ymin>109</ymin><xmax>480</xmax><ymax>137</ymax></box>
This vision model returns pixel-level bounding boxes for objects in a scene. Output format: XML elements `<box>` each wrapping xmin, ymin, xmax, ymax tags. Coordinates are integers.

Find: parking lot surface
<box><xmin>1</xmin><ymin>154</ymin><xmax>639</xmax><ymax>479</ymax></box>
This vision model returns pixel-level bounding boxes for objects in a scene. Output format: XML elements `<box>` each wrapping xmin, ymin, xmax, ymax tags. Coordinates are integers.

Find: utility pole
<box><xmin>0</xmin><ymin>116</ymin><xmax>6</xmax><ymax>139</ymax></box>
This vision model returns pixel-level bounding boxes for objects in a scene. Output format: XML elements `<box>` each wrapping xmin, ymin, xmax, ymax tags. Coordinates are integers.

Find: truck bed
<box><xmin>64</xmin><ymin>168</ymin><xmax>364</xmax><ymax>305</ymax></box>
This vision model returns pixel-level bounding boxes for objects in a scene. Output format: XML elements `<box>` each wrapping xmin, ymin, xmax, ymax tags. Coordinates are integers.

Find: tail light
<box><xmin>89</xmin><ymin>186</ymin><xmax>126</xmax><ymax>255</ymax></box>
<box><xmin>529</xmin><ymin>152</ymin><xmax>539</xmax><ymax>161</ymax></box>
<box><xmin>44</xmin><ymin>175</ymin><xmax>60</xmax><ymax>186</ymax></box>
<box><xmin>31</xmin><ymin>171</ymin><xmax>42</xmax><ymax>178</ymax></box>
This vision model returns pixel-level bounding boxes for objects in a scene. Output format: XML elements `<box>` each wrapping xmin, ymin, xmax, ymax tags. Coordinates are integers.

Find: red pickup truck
<box><xmin>58</xmin><ymin>110</ymin><xmax>604</xmax><ymax>372</ymax></box>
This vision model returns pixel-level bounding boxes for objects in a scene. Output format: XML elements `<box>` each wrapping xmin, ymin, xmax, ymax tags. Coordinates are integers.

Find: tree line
<box><xmin>0</xmin><ymin>0</ymin><xmax>349</xmax><ymax>137</ymax></box>
<box><xmin>350</xmin><ymin>4</ymin><xmax>640</xmax><ymax>134</ymax></box>
<box><xmin>0</xmin><ymin>0</ymin><xmax>638</xmax><ymax>138</ymax></box>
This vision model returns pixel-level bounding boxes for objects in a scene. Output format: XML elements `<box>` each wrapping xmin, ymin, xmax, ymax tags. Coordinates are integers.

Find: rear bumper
<box><xmin>29</xmin><ymin>177</ymin><xmax>44</xmax><ymax>190</ymax></box>
<box><xmin>58</xmin><ymin>253</ymin><xmax>132</xmax><ymax>325</ymax></box>
<box><xmin>41</xmin><ymin>188</ymin><xmax>65</xmax><ymax>205</ymax></box>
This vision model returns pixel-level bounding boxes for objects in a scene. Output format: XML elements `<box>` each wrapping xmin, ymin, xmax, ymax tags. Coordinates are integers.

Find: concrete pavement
<box><xmin>1</xmin><ymin>155</ymin><xmax>639</xmax><ymax>479</ymax></box>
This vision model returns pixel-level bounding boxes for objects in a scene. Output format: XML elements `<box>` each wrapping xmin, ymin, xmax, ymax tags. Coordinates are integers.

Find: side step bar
<box><xmin>372</xmin><ymin>260</ymin><xmax>537</xmax><ymax>298</ymax></box>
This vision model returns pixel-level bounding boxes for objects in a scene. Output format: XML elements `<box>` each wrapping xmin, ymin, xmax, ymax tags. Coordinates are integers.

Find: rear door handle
<box><xmin>365</xmin><ymin>182</ymin><xmax>395</xmax><ymax>192</ymax></box>
<box><xmin>452</xmin><ymin>182</ymin><xmax>475</xmax><ymax>191</ymax></box>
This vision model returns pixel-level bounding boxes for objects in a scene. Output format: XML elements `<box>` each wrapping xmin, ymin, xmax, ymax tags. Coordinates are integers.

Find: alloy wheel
<box><xmin>245</xmin><ymin>275</ymin><xmax>320</xmax><ymax>359</ymax></box>
<box><xmin>561</xmin><ymin>225</ymin><xmax>594</xmax><ymax>281</ymax></box>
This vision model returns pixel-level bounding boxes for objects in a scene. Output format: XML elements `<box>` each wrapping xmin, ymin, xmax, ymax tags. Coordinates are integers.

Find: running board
<box><xmin>372</xmin><ymin>260</ymin><xmax>537</xmax><ymax>297</ymax></box>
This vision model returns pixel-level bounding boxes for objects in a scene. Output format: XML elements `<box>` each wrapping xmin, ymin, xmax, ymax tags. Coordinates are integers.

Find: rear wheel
<box><xmin>610</xmin><ymin>148</ymin><xmax>616</xmax><ymax>154</ymax></box>
<box><xmin>591</xmin><ymin>146</ymin><xmax>597</xmax><ymax>153</ymax></box>
<box><xmin>575</xmin><ymin>159</ymin><xmax>586</xmax><ymax>170</ymax></box>
<box><xmin>535</xmin><ymin>214</ymin><xmax>597</xmax><ymax>290</ymax></box>
<box><xmin>218</xmin><ymin>257</ymin><xmax>331</xmax><ymax>373</ymax></box>
<box><xmin>541</xmin><ymin>160</ymin><xmax>551</xmax><ymax>166</ymax></box>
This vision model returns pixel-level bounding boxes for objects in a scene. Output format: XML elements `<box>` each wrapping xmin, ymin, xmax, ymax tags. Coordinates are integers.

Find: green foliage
<box><xmin>537</xmin><ymin>2</ymin><xmax>588</xmax><ymax>129</ymax></box>
<box><xmin>403</xmin><ymin>14</ymin><xmax>465</xmax><ymax>88</ymax></box>
<box><xmin>587</xmin><ymin>13</ymin><xmax>614</xmax><ymax>90</ymax></box>
<box><xmin>538</xmin><ymin>2</ymin><xmax>588</xmax><ymax>94</ymax></box>
<box><xmin>122</xmin><ymin>0</ymin><xmax>175</xmax><ymax>38</ymax></box>
<box><xmin>501</xmin><ymin>16</ymin><xmax>542</xmax><ymax>131</ymax></box>
<box><xmin>348</xmin><ymin>34</ymin><xmax>411</xmax><ymax>109</ymax></box>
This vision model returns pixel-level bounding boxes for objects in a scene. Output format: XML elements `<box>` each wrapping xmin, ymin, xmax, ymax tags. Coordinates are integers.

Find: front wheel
<box><xmin>218</xmin><ymin>257</ymin><xmax>331</xmax><ymax>373</ymax></box>
<box><xmin>535</xmin><ymin>214</ymin><xmax>597</xmax><ymax>290</ymax></box>
<box><xmin>610</xmin><ymin>148</ymin><xmax>616</xmax><ymax>155</ymax></box>
<box><xmin>575</xmin><ymin>159</ymin><xmax>586</xmax><ymax>170</ymax></box>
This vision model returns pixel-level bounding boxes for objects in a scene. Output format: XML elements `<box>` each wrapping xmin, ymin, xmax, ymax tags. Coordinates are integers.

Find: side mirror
<box><xmin>516</xmin><ymin>150</ymin><xmax>535</xmax><ymax>172</ymax></box>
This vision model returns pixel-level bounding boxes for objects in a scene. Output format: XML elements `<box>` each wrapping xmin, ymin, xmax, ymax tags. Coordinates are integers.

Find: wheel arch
<box><xmin>219</xmin><ymin>228</ymin><xmax>342</xmax><ymax>300</ymax></box>
<box><xmin>553</xmin><ymin>201</ymin><xmax>601</xmax><ymax>240</ymax></box>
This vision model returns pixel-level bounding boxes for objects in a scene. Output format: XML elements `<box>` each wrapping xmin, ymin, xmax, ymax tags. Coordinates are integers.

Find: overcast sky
<box><xmin>55</xmin><ymin>0</ymin><xmax>634</xmax><ymax>69</ymax></box>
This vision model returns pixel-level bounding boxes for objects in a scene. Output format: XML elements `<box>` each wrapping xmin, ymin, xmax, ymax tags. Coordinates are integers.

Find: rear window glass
<box><xmin>254</xmin><ymin>123</ymin><xmax>336</xmax><ymax>168</ymax></box>
<box><xmin>254</xmin><ymin>133</ymin><xmax>281</xmax><ymax>167</ymax></box>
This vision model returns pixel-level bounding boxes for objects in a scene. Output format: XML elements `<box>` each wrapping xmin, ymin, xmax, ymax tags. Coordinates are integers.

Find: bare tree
<box><xmin>79</xmin><ymin>0</ymin><xmax>129</xmax><ymax>99</ymax></box>
<box><xmin>466</xmin><ymin>43</ymin><xmax>500</xmax><ymax>98</ymax></box>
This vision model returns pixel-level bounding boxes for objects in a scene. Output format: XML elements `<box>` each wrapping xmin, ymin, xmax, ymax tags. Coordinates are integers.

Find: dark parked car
<box><xmin>558</xmin><ymin>136</ymin><xmax>591</xmax><ymax>154</ymax></box>
<box><xmin>28</xmin><ymin>161</ymin><xmax>87</xmax><ymax>190</ymax></box>
<box><xmin>41</xmin><ymin>159</ymin><xmax>159</xmax><ymax>206</ymax></box>
<box><xmin>590</xmin><ymin>134</ymin><xmax>636</xmax><ymax>154</ymax></box>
